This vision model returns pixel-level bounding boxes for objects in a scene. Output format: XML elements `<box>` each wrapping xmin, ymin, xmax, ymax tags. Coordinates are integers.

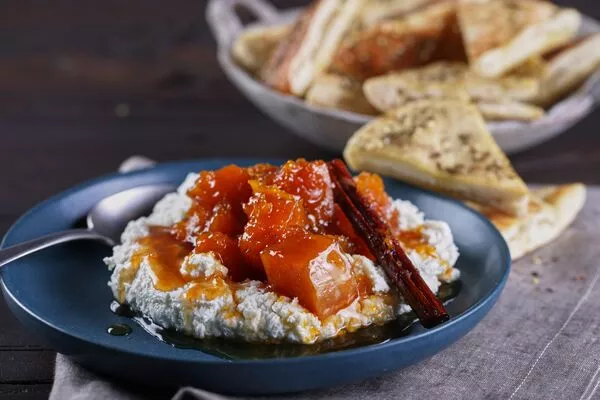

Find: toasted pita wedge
<box><xmin>534</xmin><ymin>183</ymin><xmax>586</xmax><ymax>236</ymax></box>
<box><xmin>533</xmin><ymin>33</ymin><xmax>600</xmax><ymax>107</ymax></box>
<box><xmin>330</xmin><ymin>2</ymin><xmax>466</xmax><ymax>81</ymax></box>
<box><xmin>458</xmin><ymin>0</ymin><xmax>581</xmax><ymax>78</ymax></box>
<box><xmin>465</xmin><ymin>68</ymin><xmax>541</xmax><ymax>103</ymax></box>
<box><xmin>361</xmin><ymin>0</ymin><xmax>453</xmax><ymax>26</ymax></box>
<box><xmin>305</xmin><ymin>73</ymin><xmax>378</xmax><ymax>115</ymax></box>
<box><xmin>261</xmin><ymin>0</ymin><xmax>364</xmax><ymax>96</ymax></box>
<box><xmin>344</xmin><ymin>99</ymin><xmax>529</xmax><ymax>215</ymax></box>
<box><xmin>232</xmin><ymin>24</ymin><xmax>291</xmax><ymax>75</ymax></box>
<box><xmin>363</xmin><ymin>62</ymin><xmax>540</xmax><ymax>113</ymax></box>
<box><xmin>468</xmin><ymin>183</ymin><xmax>586</xmax><ymax>260</ymax></box>
<box><xmin>477</xmin><ymin>101</ymin><xmax>545</xmax><ymax>121</ymax></box>
<box><xmin>363</xmin><ymin>66</ymin><xmax>470</xmax><ymax>112</ymax></box>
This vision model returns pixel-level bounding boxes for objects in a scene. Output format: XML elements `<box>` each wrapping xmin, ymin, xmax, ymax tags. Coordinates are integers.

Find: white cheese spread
<box><xmin>104</xmin><ymin>174</ymin><xmax>460</xmax><ymax>344</ymax></box>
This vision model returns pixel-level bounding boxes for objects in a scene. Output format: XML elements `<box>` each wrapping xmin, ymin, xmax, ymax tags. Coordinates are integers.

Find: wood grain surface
<box><xmin>0</xmin><ymin>1</ymin><xmax>598</xmax><ymax>398</ymax></box>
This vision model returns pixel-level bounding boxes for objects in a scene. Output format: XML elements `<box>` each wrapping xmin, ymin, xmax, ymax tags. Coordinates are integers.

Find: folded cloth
<box><xmin>51</xmin><ymin>157</ymin><xmax>600</xmax><ymax>400</ymax></box>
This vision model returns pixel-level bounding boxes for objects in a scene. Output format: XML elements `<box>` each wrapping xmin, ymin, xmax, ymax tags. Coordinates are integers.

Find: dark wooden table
<box><xmin>1</xmin><ymin>1</ymin><xmax>598</xmax><ymax>398</ymax></box>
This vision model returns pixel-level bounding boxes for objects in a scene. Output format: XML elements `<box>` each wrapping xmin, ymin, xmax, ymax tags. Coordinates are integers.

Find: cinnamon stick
<box><xmin>328</xmin><ymin>159</ymin><xmax>449</xmax><ymax>328</ymax></box>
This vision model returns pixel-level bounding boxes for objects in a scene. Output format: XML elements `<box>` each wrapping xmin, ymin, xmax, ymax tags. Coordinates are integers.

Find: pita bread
<box><xmin>458</xmin><ymin>0</ymin><xmax>581</xmax><ymax>78</ymax></box>
<box><xmin>476</xmin><ymin>101</ymin><xmax>545</xmax><ymax>122</ymax></box>
<box><xmin>232</xmin><ymin>24</ymin><xmax>291</xmax><ymax>75</ymax></box>
<box><xmin>305</xmin><ymin>74</ymin><xmax>378</xmax><ymax>115</ymax></box>
<box><xmin>534</xmin><ymin>33</ymin><xmax>600</xmax><ymax>107</ymax></box>
<box><xmin>468</xmin><ymin>183</ymin><xmax>586</xmax><ymax>260</ymax></box>
<box><xmin>363</xmin><ymin>65</ymin><xmax>470</xmax><ymax>112</ymax></box>
<box><xmin>361</xmin><ymin>0</ymin><xmax>453</xmax><ymax>26</ymax></box>
<box><xmin>261</xmin><ymin>0</ymin><xmax>364</xmax><ymax>96</ymax></box>
<box><xmin>363</xmin><ymin>62</ymin><xmax>540</xmax><ymax>113</ymax></box>
<box><xmin>343</xmin><ymin>99</ymin><xmax>529</xmax><ymax>216</ymax></box>
<box><xmin>330</xmin><ymin>2</ymin><xmax>466</xmax><ymax>81</ymax></box>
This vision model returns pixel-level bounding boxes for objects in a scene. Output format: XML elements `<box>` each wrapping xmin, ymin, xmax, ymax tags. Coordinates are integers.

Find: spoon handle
<box><xmin>0</xmin><ymin>229</ymin><xmax>113</xmax><ymax>268</ymax></box>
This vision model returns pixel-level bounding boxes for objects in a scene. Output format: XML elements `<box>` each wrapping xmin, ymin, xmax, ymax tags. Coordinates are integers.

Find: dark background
<box><xmin>0</xmin><ymin>1</ymin><xmax>599</xmax><ymax>398</ymax></box>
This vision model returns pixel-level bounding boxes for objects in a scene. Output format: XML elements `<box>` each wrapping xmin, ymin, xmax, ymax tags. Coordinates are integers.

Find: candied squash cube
<box><xmin>239</xmin><ymin>182</ymin><xmax>309</xmax><ymax>269</ymax></box>
<box><xmin>207</xmin><ymin>201</ymin><xmax>245</xmax><ymax>235</ymax></box>
<box><xmin>260</xmin><ymin>232</ymin><xmax>358</xmax><ymax>319</ymax></box>
<box><xmin>187</xmin><ymin>165</ymin><xmax>252</xmax><ymax>208</ymax></box>
<box><xmin>355</xmin><ymin>172</ymin><xmax>391</xmax><ymax>220</ymax></box>
<box><xmin>246</xmin><ymin>163</ymin><xmax>279</xmax><ymax>184</ymax></box>
<box><xmin>194</xmin><ymin>232</ymin><xmax>256</xmax><ymax>281</ymax></box>
<box><xmin>329</xmin><ymin>204</ymin><xmax>374</xmax><ymax>260</ymax></box>
<box><xmin>273</xmin><ymin>159</ymin><xmax>334</xmax><ymax>229</ymax></box>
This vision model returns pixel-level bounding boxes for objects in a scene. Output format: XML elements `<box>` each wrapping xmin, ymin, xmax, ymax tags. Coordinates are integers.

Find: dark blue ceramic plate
<box><xmin>1</xmin><ymin>159</ymin><xmax>510</xmax><ymax>395</ymax></box>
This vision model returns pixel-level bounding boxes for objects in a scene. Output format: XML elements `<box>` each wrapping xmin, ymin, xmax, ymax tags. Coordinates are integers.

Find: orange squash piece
<box><xmin>239</xmin><ymin>181</ymin><xmax>309</xmax><ymax>270</ymax></box>
<box><xmin>194</xmin><ymin>232</ymin><xmax>255</xmax><ymax>282</ymax></box>
<box><xmin>187</xmin><ymin>165</ymin><xmax>252</xmax><ymax>208</ymax></box>
<box><xmin>273</xmin><ymin>159</ymin><xmax>334</xmax><ymax>230</ymax></box>
<box><xmin>354</xmin><ymin>172</ymin><xmax>391</xmax><ymax>218</ymax></box>
<box><xmin>261</xmin><ymin>232</ymin><xmax>358</xmax><ymax>319</ymax></box>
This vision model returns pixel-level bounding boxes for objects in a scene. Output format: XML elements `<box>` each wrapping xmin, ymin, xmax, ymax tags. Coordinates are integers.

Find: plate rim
<box><xmin>1</xmin><ymin>158</ymin><xmax>511</xmax><ymax>366</ymax></box>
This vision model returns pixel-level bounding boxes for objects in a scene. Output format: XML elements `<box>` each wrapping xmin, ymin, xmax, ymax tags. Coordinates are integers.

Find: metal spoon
<box><xmin>0</xmin><ymin>184</ymin><xmax>175</xmax><ymax>268</ymax></box>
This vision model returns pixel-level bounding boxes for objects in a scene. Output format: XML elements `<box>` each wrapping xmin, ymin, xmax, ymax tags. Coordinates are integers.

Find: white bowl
<box><xmin>206</xmin><ymin>0</ymin><xmax>600</xmax><ymax>154</ymax></box>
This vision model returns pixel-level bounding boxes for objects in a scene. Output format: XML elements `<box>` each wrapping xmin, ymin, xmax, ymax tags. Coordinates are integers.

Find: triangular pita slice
<box><xmin>533</xmin><ymin>33</ymin><xmax>600</xmax><ymax>107</ymax></box>
<box><xmin>343</xmin><ymin>99</ymin><xmax>529</xmax><ymax>216</ymax></box>
<box><xmin>305</xmin><ymin>73</ymin><xmax>378</xmax><ymax>115</ymax></box>
<box><xmin>362</xmin><ymin>64</ymin><xmax>471</xmax><ymax>113</ymax></box>
<box><xmin>363</xmin><ymin>62</ymin><xmax>540</xmax><ymax>114</ymax></box>
<box><xmin>261</xmin><ymin>0</ymin><xmax>364</xmax><ymax>96</ymax></box>
<box><xmin>467</xmin><ymin>183</ymin><xmax>586</xmax><ymax>260</ymax></box>
<box><xmin>361</xmin><ymin>0</ymin><xmax>452</xmax><ymax>26</ymax></box>
<box><xmin>330</xmin><ymin>2</ymin><xmax>466</xmax><ymax>81</ymax></box>
<box><xmin>458</xmin><ymin>0</ymin><xmax>581</xmax><ymax>78</ymax></box>
<box><xmin>476</xmin><ymin>101</ymin><xmax>544</xmax><ymax>122</ymax></box>
<box><xmin>232</xmin><ymin>24</ymin><xmax>291</xmax><ymax>75</ymax></box>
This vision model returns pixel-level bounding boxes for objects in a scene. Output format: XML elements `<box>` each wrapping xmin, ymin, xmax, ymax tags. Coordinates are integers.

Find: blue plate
<box><xmin>1</xmin><ymin>159</ymin><xmax>510</xmax><ymax>394</ymax></box>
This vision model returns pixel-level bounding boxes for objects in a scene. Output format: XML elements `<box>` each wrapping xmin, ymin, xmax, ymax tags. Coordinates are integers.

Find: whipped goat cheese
<box><xmin>104</xmin><ymin>173</ymin><xmax>460</xmax><ymax>344</ymax></box>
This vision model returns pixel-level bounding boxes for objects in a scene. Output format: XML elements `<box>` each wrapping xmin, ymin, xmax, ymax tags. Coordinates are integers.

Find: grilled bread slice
<box><xmin>305</xmin><ymin>73</ymin><xmax>378</xmax><ymax>115</ymax></box>
<box><xmin>344</xmin><ymin>99</ymin><xmax>529</xmax><ymax>216</ymax></box>
<box><xmin>261</xmin><ymin>0</ymin><xmax>364</xmax><ymax>96</ymax></box>
<box><xmin>534</xmin><ymin>33</ymin><xmax>600</xmax><ymax>107</ymax></box>
<box><xmin>458</xmin><ymin>0</ymin><xmax>581</xmax><ymax>78</ymax></box>
<box><xmin>468</xmin><ymin>183</ymin><xmax>586</xmax><ymax>260</ymax></box>
<box><xmin>330</xmin><ymin>2</ymin><xmax>466</xmax><ymax>81</ymax></box>
<box><xmin>363</xmin><ymin>66</ymin><xmax>470</xmax><ymax>112</ymax></box>
<box><xmin>363</xmin><ymin>62</ymin><xmax>540</xmax><ymax>113</ymax></box>
<box><xmin>361</xmin><ymin>0</ymin><xmax>453</xmax><ymax>26</ymax></box>
<box><xmin>232</xmin><ymin>24</ymin><xmax>291</xmax><ymax>75</ymax></box>
<box><xmin>476</xmin><ymin>101</ymin><xmax>545</xmax><ymax>121</ymax></box>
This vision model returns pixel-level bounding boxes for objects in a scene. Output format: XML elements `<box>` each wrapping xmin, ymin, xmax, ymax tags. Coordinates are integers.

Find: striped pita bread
<box><xmin>232</xmin><ymin>24</ymin><xmax>291</xmax><ymax>75</ymax></box>
<box><xmin>305</xmin><ymin>73</ymin><xmax>378</xmax><ymax>115</ymax></box>
<box><xmin>468</xmin><ymin>183</ymin><xmax>586</xmax><ymax>260</ymax></box>
<box><xmin>344</xmin><ymin>99</ymin><xmax>530</xmax><ymax>216</ymax></box>
<box><xmin>533</xmin><ymin>33</ymin><xmax>600</xmax><ymax>107</ymax></box>
<box><xmin>458</xmin><ymin>0</ymin><xmax>581</xmax><ymax>78</ymax></box>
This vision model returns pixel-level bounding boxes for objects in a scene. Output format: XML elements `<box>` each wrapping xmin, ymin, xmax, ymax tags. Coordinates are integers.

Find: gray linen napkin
<box><xmin>51</xmin><ymin>157</ymin><xmax>600</xmax><ymax>400</ymax></box>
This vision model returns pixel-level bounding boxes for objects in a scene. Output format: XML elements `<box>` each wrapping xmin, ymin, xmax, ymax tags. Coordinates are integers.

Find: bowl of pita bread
<box><xmin>207</xmin><ymin>0</ymin><xmax>600</xmax><ymax>154</ymax></box>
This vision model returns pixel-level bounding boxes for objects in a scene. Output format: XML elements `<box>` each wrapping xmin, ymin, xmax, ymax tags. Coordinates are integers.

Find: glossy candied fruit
<box><xmin>272</xmin><ymin>159</ymin><xmax>334</xmax><ymax>230</ymax></box>
<box><xmin>329</xmin><ymin>204</ymin><xmax>374</xmax><ymax>260</ymax></box>
<box><xmin>239</xmin><ymin>181</ymin><xmax>309</xmax><ymax>269</ymax></box>
<box><xmin>246</xmin><ymin>163</ymin><xmax>279</xmax><ymax>184</ymax></box>
<box><xmin>355</xmin><ymin>172</ymin><xmax>391</xmax><ymax>220</ymax></box>
<box><xmin>187</xmin><ymin>165</ymin><xmax>252</xmax><ymax>208</ymax></box>
<box><xmin>206</xmin><ymin>201</ymin><xmax>245</xmax><ymax>235</ymax></box>
<box><xmin>260</xmin><ymin>232</ymin><xmax>359</xmax><ymax>319</ymax></box>
<box><xmin>194</xmin><ymin>232</ymin><xmax>256</xmax><ymax>282</ymax></box>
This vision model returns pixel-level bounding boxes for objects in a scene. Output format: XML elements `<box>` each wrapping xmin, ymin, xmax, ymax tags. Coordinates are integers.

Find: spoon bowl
<box><xmin>87</xmin><ymin>184</ymin><xmax>176</xmax><ymax>244</ymax></box>
<box><xmin>0</xmin><ymin>184</ymin><xmax>176</xmax><ymax>268</ymax></box>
